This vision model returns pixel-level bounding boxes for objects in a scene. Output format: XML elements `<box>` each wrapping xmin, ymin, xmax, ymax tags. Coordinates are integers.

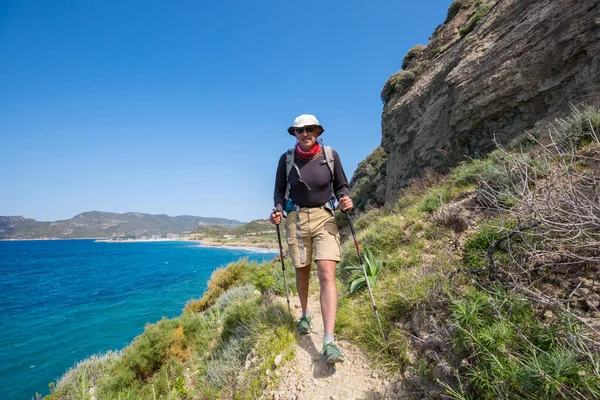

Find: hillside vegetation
<box><xmin>190</xmin><ymin>219</ymin><xmax>277</xmax><ymax>249</ymax></box>
<box><xmin>381</xmin><ymin>0</ymin><xmax>497</xmax><ymax>104</ymax></box>
<box><xmin>43</xmin><ymin>106</ymin><xmax>600</xmax><ymax>399</ymax></box>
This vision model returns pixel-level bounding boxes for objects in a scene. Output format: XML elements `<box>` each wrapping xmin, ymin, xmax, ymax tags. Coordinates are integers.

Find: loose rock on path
<box><xmin>266</xmin><ymin>294</ymin><xmax>407</xmax><ymax>400</ymax></box>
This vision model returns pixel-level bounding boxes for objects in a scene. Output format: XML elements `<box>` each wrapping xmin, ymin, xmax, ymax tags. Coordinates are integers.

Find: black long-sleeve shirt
<box><xmin>273</xmin><ymin>148</ymin><xmax>350</xmax><ymax>212</ymax></box>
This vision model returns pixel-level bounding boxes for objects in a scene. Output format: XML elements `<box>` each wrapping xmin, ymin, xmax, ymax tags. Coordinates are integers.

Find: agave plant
<box><xmin>343</xmin><ymin>248</ymin><xmax>381</xmax><ymax>295</ymax></box>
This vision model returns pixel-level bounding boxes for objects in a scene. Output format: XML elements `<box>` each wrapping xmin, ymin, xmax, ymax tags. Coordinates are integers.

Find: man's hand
<box><xmin>339</xmin><ymin>196</ymin><xmax>353</xmax><ymax>212</ymax></box>
<box><xmin>270</xmin><ymin>210</ymin><xmax>283</xmax><ymax>225</ymax></box>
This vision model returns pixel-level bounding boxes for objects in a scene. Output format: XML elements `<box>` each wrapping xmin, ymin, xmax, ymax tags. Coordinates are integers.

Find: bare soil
<box><xmin>266</xmin><ymin>294</ymin><xmax>410</xmax><ymax>400</ymax></box>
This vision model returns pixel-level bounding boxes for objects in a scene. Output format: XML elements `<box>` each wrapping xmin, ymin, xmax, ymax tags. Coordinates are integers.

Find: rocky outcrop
<box><xmin>349</xmin><ymin>146</ymin><xmax>388</xmax><ymax>211</ymax></box>
<box><xmin>381</xmin><ymin>0</ymin><xmax>600</xmax><ymax>204</ymax></box>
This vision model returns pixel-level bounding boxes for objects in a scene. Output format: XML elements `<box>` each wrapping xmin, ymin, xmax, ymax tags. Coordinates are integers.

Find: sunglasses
<box><xmin>293</xmin><ymin>126</ymin><xmax>316</xmax><ymax>134</ymax></box>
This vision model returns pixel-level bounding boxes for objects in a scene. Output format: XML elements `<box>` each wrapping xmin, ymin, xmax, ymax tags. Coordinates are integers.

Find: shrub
<box><xmin>463</xmin><ymin>218</ymin><xmax>517</xmax><ymax>270</ymax></box>
<box><xmin>242</xmin><ymin>259</ymin><xmax>296</xmax><ymax>297</ymax></box>
<box><xmin>147</xmin><ymin>362</ymin><xmax>189</xmax><ymax>399</ymax></box>
<box><xmin>213</xmin><ymin>284</ymin><xmax>258</xmax><ymax>312</ymax></box>
<box><xmin>419</xmin><ymin>196</ymin><xmax>440</xmax><ymax>214</ymax></box>
<box><xmin>49</xmin><ymin>351</ymin><xmax>121</xmax><ymax>398</ymax></box>
<box><xmin>431</xmin><ymin>46</ymin><xmax>443</xmax><ymax>57</ymax></box>
<box><xmin>220</xmin><ymin>297</ymin><xmax>260</xmax><ymax>340</ymax></box>
<box><xmin>418</xmin><ymin>188</ymin><xmax>452</xmax><ymax>214</ymax></box>
<box><xmin>435</xmin><ymin>205</ymin><xmax>470</xmax><ymax>233</ymax></box>
<box><xmin>97</xmin><ymin>313</ymin><xmax>212</xmax><ymax>396</ymax></box>
<box><xmin>97</xmin><ymin>361</ymin><xmax>139</xmax><ymax>395</ymax></box>
<box><xmin>445</xmin><ymin>0</ymin><xmax>465</xmax><ymax>24</ymax></box>
<box><xmin>448</xmin><ymin>288</ymin><xmax>600</xmax><ymax>399</ymax></box>
<box><xmin>242</xmin><ymin>325</ymin><xmax>295</xmax><ymax>397</ymax></box>
<box><xmin>451</xmin><ymin>158</ymin><xmax>494</xmax><ymax>187</ymax></box>
<box><xmin>552</xmin><ymin>104</ymin><xmax>600</xmax><ymax>151</ymax></box>
<box><xmin>121</xmin><ymin>320</ymin><xmax>179</xmax><ymax>379</ymax></box>
<box><xmin>509</xmin><ymin>129</ymin><xmax>541</xmax><ymax>152</ymax></box>
<box><xmin>350</xmin><ymin>146</ymin><xmax>388</xmax><ymax>211</ymax></box>
<box><xmin>185</xmin><ymin>259</ymin><xmax>249</xmax><ymax>313</ymax></box>
<box><xmin>402</xmin><ymin>44</ymin><xmax>424</xmax><ymax>70</ymax></box>
<box><xmin>474</xmin><ymin>150</ymin><xmax>551</xmax><ymax>209</ymax></box>
<box><xmin>205</xmin><ymin>337</ymin><xmax>248</xmax><ymax>389</ymax></box>
<box><xmin>381</xmin><ymin>70</ymin><xmax>416</xmax><ymax>103</ymax></box>
<box><xmin>459</xmin><ymin>3</ymin><xmax>493</xmax><ymax>37</ymax></box>
<box><xmin>252</xmin><ymin>268</ymin><xmax>276</xmax><ymax>292</ymax></box>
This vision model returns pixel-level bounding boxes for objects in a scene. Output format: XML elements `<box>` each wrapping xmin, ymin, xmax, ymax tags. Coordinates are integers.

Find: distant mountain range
<box><xmin>0</xmin><ymin>211</ymin><xmax>246</xmax><ymax>239</ymax></box>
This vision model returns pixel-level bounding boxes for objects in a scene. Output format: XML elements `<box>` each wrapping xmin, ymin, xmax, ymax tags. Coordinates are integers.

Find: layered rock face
<box><xmin>381</xmin><ymin>0</ymin><xmax>600</xmax><ymax>204</ymax></box>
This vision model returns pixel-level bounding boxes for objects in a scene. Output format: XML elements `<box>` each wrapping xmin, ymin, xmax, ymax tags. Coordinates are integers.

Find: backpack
<box><xmin>284</xmin><ymin>146</ymin><xmax>335</xmax><ymax>202</ymax></box>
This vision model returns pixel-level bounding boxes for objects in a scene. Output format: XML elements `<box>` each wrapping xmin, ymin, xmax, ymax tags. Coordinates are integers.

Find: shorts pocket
<box><xmin>285</xmin><ymin>212</ymin><xmax>297</xmax><ymax>245</ymax></box>
<box><xmin>324</xmin><ymin>219</ymin><xmax>339</xmax><ymax>235</ymax></box>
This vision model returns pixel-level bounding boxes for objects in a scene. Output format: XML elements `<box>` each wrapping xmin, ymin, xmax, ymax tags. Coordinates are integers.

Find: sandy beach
<box><xmin>93</xmin><ymin>237</ymin><xmax>278</xmax><ymax>253</ymax></box>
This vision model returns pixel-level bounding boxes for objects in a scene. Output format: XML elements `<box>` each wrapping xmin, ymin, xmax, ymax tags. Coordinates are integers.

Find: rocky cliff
<box><xmin>380</xmin><ymin>0</ymin><xmax>600</xmax><ymax>204</ymax></box>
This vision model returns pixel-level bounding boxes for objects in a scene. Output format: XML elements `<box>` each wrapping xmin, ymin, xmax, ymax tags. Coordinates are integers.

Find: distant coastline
<box><xmin>93</xmin><ymin>237</ymin><xmax>278</xmax><ymax>253</ymax></box>
<box><xmin>94</xmin><ymin>237</ymin><xmax>198</xmax><ymax>243</ymax></box>
<box><xmin>195</xmin><ymin>242</ymin><xmax>278</xmax><ymax>253</ymax></box>
<box><xmin>196</xmin><ymin>237</ymin><xmax>278</xmax><ymax>251</ymax></box>
<box><xmin>1</xmin><ymin>236</ymin><xmax>278</xmax><ymax>253</ymax></box>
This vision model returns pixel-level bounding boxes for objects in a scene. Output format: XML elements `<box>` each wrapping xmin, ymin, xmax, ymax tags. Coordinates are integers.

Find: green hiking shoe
<box><xmin>323</xmin><ymin>342</ymin><xmax>345</xmax><ymax>363</ymax></box>
<box><xmin>296</xmin><ymin>316</ymin><xmax>312</xmax><ymax>335</ymax></box>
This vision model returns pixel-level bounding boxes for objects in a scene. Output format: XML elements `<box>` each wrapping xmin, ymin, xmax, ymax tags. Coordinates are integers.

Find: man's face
<box><xmin>294</xmin><ymin>126</ymin><xmax>320</xmax><ymax>149</ymax></box>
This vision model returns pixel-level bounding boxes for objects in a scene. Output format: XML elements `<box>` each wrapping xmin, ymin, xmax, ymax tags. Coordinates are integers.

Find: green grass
<box><xmin>335</xmin><ymin>184</ymin><xmax>454</xmax><ymax>373</ymax></box>
<box><xmin>447</xmin><ymin>288</ymin><xmax>600</xmax><ymax>399</ymax></box>
<box><xmin>462</xmin><ymin>217</ymin><xmax>518</xmax><ymax>270</ymax></box>
<box><xmin>450</xmin><ymin>157</ymin><xmax>495</xmax><ymax>187</ymax></box>
<box><xmin>417</xmin><ymin>186</ymin><xmax>454</xmax><ymax>213</ymax></box>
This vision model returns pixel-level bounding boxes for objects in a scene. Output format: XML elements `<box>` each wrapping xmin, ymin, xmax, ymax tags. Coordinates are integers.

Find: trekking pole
<box><xmin>274</xmin><ymin>210</ymin><xmax>292</xmax><ymax>316</ymax></box>
<box><xmin>344</xmin><ymin>208</ymin><xmax>386</xmax><ymax>341</ymax></box>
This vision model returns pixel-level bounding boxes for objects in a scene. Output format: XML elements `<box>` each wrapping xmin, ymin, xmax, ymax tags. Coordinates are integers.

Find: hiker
<box><xmin>269</xmin><ymin>114</ymin><xmax>353</xmax><ymax>363</ymax></box>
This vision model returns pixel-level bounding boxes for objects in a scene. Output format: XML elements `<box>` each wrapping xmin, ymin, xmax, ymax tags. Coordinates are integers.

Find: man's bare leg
<box><xmin>295</xmin><ymin>264</ymin><xmax>312</xmax><ymax>314</ymax></box>
<box><xmin>316</xmin><ymin>259</ymin><xmax>338</xmax><ymax>335</ymax></box>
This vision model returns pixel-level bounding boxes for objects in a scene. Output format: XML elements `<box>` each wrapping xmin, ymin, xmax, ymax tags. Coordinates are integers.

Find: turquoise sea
<box><xmin>0</xmin><ymin>239</ymin><xmax>277</xmax><ymax>400</ymax></box>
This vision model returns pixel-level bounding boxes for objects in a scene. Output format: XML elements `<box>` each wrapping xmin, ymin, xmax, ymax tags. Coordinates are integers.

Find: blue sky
<box><xmin>1</xmin><ymin>0</ymin><xmax>450</xmax><ymax>223</ymax></box>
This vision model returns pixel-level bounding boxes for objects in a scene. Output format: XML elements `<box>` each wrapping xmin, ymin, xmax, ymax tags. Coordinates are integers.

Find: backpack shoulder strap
<box><xmin>322</xmin><ymin>146</ymin><xmax>336</xmax><ymax>198</ymax></box>
<box><xmin>284</xmin><ymin>148</ymin><xmax>295</xmax><ymax>200</ymax></box>
<box><xmin>285</xmin><ymin>148</ymin><xmax>295</xmax><ymax>179</ymax></box>
<box><xmin>322</xmin><ymin>146</ymin><xmax>335</xmax><ymax>177</ymax></box>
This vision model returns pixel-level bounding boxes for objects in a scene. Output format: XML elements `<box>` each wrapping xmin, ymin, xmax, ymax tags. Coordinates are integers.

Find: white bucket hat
<box><xmin>287</xmin><ymin>114</ymin><xmax>325</xmax><ymax>135</ymax></box>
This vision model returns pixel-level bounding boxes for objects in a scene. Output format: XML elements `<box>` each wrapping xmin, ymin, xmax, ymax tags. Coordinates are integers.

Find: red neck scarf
<box><xmin>295</xmin><ymin>142</ymin><xmax>321</xmax><ymax>160</ymax></box>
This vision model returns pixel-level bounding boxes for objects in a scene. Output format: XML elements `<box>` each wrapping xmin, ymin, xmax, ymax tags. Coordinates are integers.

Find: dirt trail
<box><xmin>266</xmin><ymin>294</ymin><xmax>406</xmax><ymax>400</ymax></box>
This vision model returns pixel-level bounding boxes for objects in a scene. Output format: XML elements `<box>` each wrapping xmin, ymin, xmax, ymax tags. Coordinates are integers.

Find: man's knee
<box><xmin>316</xmin><ymin>261</ymin><xmax>336</xmax><ymax>282</ymax></box>
<box><xmin>295</xmin><ymin>265</ymin><xmax>311</xmax><ymax>281</ymax></box>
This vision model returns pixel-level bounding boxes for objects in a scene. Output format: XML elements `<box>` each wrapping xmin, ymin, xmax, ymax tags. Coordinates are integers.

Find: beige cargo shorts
<box><xmin>284</xmin><ymin>206</ymin><xmax>341</xmax><ymax>268</ymax></box>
